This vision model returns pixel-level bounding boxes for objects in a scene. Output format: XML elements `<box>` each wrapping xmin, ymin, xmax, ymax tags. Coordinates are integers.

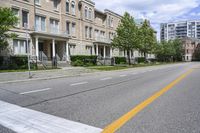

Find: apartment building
<box><xmin>1</xmin><ymin>0</ymin><xmax>154</xmax><ymax>66</ymax></box>
<box><xmin>160</xmin><ymin>20</ymin><xmax>200</xmax><ymax>41</ymax></box>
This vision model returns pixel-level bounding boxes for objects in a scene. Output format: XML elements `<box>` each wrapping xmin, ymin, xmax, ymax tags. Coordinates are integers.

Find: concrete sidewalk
<box><xmin>0</xmin><ymin>67</ymin><xmax>97</xmax><ymax>83</ymax></box>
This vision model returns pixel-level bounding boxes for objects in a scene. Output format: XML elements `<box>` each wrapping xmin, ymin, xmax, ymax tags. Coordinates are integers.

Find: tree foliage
<box><xmin>0</xmin><ymin>7</ymin><xmax>18</xmax><ymax>51</ymax></box>
<box><xmin>138</xmin><ymin>20</ymin><xmax>157</xmax><ymax>58</ymax></box>
<box><xmin>112</xmin><ymin>12</ymin><xmax>139</xmax><ymax>65</ymax></box>
<box><xmin>155</xmin><ymin>39</ymin><xmax>184</xmax><ymax>62</ymax></box>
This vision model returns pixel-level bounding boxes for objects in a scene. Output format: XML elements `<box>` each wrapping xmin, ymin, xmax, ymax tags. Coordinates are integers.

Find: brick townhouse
<box><xmin>0</xmin><ymin>0</ymin><xmax>154</xmax><ymax>66</ymax></box>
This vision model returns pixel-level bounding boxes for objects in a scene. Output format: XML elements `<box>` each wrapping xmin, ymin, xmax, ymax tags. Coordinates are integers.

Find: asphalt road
<box><xmin>0</xmin><ymin>62</ymin><xmax>200</xmax><ymax>133</ymax></box>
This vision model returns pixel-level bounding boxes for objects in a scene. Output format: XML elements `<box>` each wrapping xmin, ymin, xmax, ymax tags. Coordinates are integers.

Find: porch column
<box><xmin>96</xmin><ymin>44</ymin><xmax>98</xmax><ymax>56</ymax></box>
<box><xmin>52</xmin><ymin>39</ymin><xmax>55</xmax><ymax>57</ymax></box>
<box><xmin>35</xmin><ymin>37</ymin><xmax>39</xmax><ymax>58</ymax></box>
<box><xmin>103</xmin><ymin>46</ymin><xmax>106</xmax><ymax>58</ymax></box>
<box><xmin>66</xmin><ymin>41</ymin><xmax>69</xmax><ymax>61</ymax></box>
<box><xmin>110</xmin><ymin>47</ymin><xmax>113</xmax><ymax>58</ymax></box>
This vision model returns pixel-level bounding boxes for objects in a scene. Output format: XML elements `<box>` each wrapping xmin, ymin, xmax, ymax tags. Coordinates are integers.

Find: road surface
<box><xmin>0</xmin><ymin>62</ymin><xmax>200</xmax><ymax>133</ymax></box>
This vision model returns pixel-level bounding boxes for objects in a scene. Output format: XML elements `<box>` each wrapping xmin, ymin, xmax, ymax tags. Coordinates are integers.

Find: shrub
<box><xmin>70</xmin><ymin>55</ymin><xmax>97</xmax><ymax>66</ymax></box>
<box><xmin>136</xmin><ymin>57</ymin><xmax>145</xmax><ymax>63</ymax></box>
<box><xmin>114</xmin><ymin>57</ymin><xmax>126</xmax><ymax>64</ymax></box>
<box><xmin>71</xmin><ymin>60</ymin><xmax>84</xmax><ymax>66</ymax></box>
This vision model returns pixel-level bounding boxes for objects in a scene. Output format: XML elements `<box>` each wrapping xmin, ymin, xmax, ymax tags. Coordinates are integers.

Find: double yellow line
<box><xmin>102</xmin><ymin>69</ymin><xmax>193</xmax><ymax>133</ymax></box>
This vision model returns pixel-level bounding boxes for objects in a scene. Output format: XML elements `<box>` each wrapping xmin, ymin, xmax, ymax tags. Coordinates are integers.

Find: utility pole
<box><xmin>25</xmin><ymin>23</ymin><xmax>31</xmax><ymax>78</ymax></box>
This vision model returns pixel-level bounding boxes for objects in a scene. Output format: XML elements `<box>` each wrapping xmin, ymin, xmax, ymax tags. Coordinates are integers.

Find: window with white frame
<box><xmin>111</xmin><ymin>18</ymin><xmax>114</xmax><ymax>27</ymax></box>
<box><xmin>69</xmin><ymin>44</ymin><xmax>76</xmax><ymax>55</ymax></box>
<box><xmin>71</xmin><ymin>1</ymin><xmax>75</xmax><ymax>15</ymax></box>
<box><xmin>88</xmin><ymin>8</ymin><xmax>92</xmax><ymax>20</ymax></box>
<box><xmin>12</xmin><ymin>8</ymin><xmax>20</xmax><ymax>27</ymax></box>
<box><xmin>85</xmin><ymin>6</ymin><xmax>88</xmax><ymax>19</ymax></box>
<box><xmin>95</xmin><ymin>29</ymin><xmax>99</xmax><ymax>39</ymax></box>
<box><xmin>35</xmin><ymin>0</ymin><xmax>40</xmax><ymax>5</ymax></box>
<box><xmin>89</xmin><ymin>27</ymin><xmax>92</xmax><ymax>38</ymax></box>
<box><xmin>22</xmin><ymin>10</ymin><xmax>29</xmax><ymax>28</ymax></box>
<box><xmin>66</xmin><ymin>0</ymin><xmax>69</xmax><ymax>13</ymax></box>
<box><xmin>108</xmin><ymin>16</ymin><xmax>111</xmax><ymax>26</ymax></box>
<box><xmin>66</xmin><ymin>21</ymin><xmax>70</xmax><ymax>35</ymax></box>
<box><xmin>53</xmin><ymin>0</ymin><xmax>58</xmax><ymax>10</ymax></box>
<box><xmin>72</xmin><ymin>22</ymin><xmax>76</xmax><ymax>36</ymax></box>
<box><xmin>35</xmin><ymin>15</ymin><xmax>46</xmax><ymax>32</ymax></box>
<box><xmin>85</xmin><ymin>26</ymin><xmax>88</xmax><ymax>38</ymax></box>
<box><xmin>86</xmin><ymin>46</ymin><xmax>92</xmax><ymax>55</ymax></box>
<box><xmin>13</xmin><ymin>40</ymin><xmax>28</xmax><ymax>55</ymax></box>
<box><xmin>50</xmin><ymin>19</ymin><xmax>59</xmax><ymax>33</ymax></box>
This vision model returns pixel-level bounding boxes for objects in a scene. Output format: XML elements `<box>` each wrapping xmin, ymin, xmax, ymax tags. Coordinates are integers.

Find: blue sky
<box><xmin>93</xmin><ymin>0</ymin><xmax>200</xmax><ymax>38</ymax></box>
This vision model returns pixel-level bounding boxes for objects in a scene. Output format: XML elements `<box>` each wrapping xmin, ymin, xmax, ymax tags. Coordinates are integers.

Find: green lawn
<box><xmin>87</xmin><ymin>62</ymin><xmax>181</xmax><ymax>71</ymax></box>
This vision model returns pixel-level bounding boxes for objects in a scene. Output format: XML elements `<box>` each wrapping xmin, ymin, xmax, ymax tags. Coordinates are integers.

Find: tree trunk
<box><xmin>144</xmin><ymin>52</ymin><xmax>147</xmax><ymax>61</ymax></box>
<box><xmin>127</xmin><ymin>50</ymin><xmax>131</xmax><ymax>65</ymax></box>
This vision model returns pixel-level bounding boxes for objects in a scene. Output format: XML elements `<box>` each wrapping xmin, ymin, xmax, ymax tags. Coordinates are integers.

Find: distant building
<box><xmin>160</xmin><ymin>20</ymin><xmax>200</xmax><ymax>41</ymax></box>
<box><xmin>182</xmin><ymin>37</ymin><xmax>200</xmax><ymax>61</ymax></box>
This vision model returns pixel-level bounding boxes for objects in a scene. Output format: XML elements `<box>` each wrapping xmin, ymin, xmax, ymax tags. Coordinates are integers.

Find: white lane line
<box><xmin>119</xmin><ymin>75</ymin><xmax>127</xmax><ymax>77</ymax></box>
<box><xmin>70</xmin><ymin>82</ymin><xmax>88</xmax><ymax>86</ymax></box>
<box><xmin>100</xmin><ymin>77</ymin><xmax>112</xmax><ymax>81</ymax></box>
<box><xmin>20</xmin><ymin>88</ymin><xmax>52</xmax><ymax>95</ymax></box>
<box><xmin>0</xmin><ymin>100</ymin><xmax>102</xmax><ymax>133</ymax></box>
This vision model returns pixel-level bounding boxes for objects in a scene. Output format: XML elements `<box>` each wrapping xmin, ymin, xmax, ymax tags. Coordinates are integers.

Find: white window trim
<box><xmin>66</xmin><ymin>0</ymin><xmax>70</xmax><ymax>13</ymax></box>
<box><xmin>12</xmin><ymin>8</ymin><xmax>20</xmax><ymax>28</ymax></box>
<box><xmin>35</xmin><ymin>15</ymin><xmax>46</xmax><ymax>32</ymax></box>
<box><xmin>71</xmin><ymin>1</ymin><xmax>76</xmax><ymax>15</ymax></box>
<box><xmin>22</xmin><ymin>10</ymin><xmax>29</xmax><ymax>28</ymax></box>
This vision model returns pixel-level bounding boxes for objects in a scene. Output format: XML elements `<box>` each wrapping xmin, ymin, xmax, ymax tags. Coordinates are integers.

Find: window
<box><xmin>111</xmin><ymin>18</ymin><xmax>114</xmax><ymax>27</ymax></box>
<box><xmin>53</xmin><ymin>0</ymin><xmax>58</xmax><ymax>10</ymax></box>
<box><xmin>89</xmin><ymin>27</ymin><xmax>92</xmax><ymax>38</ymax></box>
<box><xmin>50</xmin><ymin>19</ymin><xmax>59</xmax><ymax>33</ymax></box>
<box><xmin>35</xmin><ymin>0</ymin><xmax>40</xmax><ymax>5</ymax></box>
<box><xmin>71</xmin><ymin>1</ymin><xmax>75</xmax><ymax>15</ymax></box>
<box><xmin>85</xmin><ymin>7</ymin><xmax>88</xmax><ymax>18</ymax></box>
<box><xmin>12</xmin><ymin>8</ymin><xmax>20</xmax><ymax>27</ymax></box>
<box><xmin>66</xmin><ymin>21</ymin><xmax>70</xmax><ymax>35</ymax></box>
<box><xmin>66</xmin><ymin>0</ymin><xmax>69</xmax><ymax>13</ymax></box>
<box><xmin>108</xmin><ymin>16</ymin><xmax>111</xmax><ymax>26</ymax></box>
<box><xmin>35</xmin><ymin>15</ymin><xmax>46</xmax><ymax>32</ymax></box>
<box><xmin>13</xmin><ymin>40</ymin><xmax>28</xmax><ymax>55</ymax></box>
<box><xmin>95</xmin><ymin>29</ymin><xmax>99</xmax><ymax>39</ymax></box>
<box><xmin>69</xmin><ymin>44</ymin><xmax>76</xmax><ymax>55</ymax></box>
<box><xmin>85</xmin><ymin>26</ymin><xmax>88</xmax><ymax>38</ymax></box>
<box><xmin>88</xmin><ymin>8</ymin><xmax>92</xmax><ymax>20</ymax></box>
<box><xmin>72</xmin><ymin>23</ymin><xmax>76</xmax><ymax>36</ymax></box>
<box><xmin>22</xmin><ymin>10</ymin><xmax>29</xmax><ymax>28</ymax></box>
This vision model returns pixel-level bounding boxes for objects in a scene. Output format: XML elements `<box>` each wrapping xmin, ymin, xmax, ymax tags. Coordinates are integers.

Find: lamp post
<box><xmin>25</xmin><ymin>23</ymin><xmax>31</xmax><ymax>78</ymax></box>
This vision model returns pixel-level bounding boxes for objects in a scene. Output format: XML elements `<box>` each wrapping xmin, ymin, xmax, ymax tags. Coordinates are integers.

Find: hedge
<box><xmin>114</xmin><ymin>57</ymin><xmax>127</xmax><ymax>64</ymax></box>
<box><xmin>70</xmin><ymin>55</ymin><xmax>97</xmax><ymax>66</ymax></box>
<box><xmin>0</xmin><ymin>55</ymin><xmax>37</xmax><ymax>70</ymax></box>
<box><xmin>136</xmin><ymin>57</ymin><xmax>145</xmax><ymax>63</ymax></box>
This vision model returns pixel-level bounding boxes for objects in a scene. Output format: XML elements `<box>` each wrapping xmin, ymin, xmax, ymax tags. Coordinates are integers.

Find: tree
<box><xmin>155</xmin><ymin>39</ymin><xmax>183</xmax><ymax>62</ymax></box>
<box><xmin>0</xmin><ymin>7</ymin><xmax>18</xmax><ymax>51</ymax></box>
<box><xmin>173</xmin><ymin>38</ymin><xmax>184</xmax><ymax>61</ymax></box>
<box><xmin>112</xmin><ymin>12</ymin><xmax>139</xmax><ymax>65</ymax></box>
<box><xmin>138</xmin><ymin>20</ymin><xmax>157</xmax><ymax>60</ymax></box>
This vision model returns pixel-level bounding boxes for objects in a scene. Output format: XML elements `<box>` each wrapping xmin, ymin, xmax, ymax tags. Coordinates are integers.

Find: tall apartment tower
<box><xmin>160</xmin><ymin>20</ymin><xmax>200</xmax><ymax>41</ymax></box>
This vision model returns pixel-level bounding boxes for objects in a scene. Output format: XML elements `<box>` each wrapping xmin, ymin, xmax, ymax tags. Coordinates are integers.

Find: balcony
<box><xmin>94</xmin><ymin>36</ymin><xmax>112</xmax><ymax>44</ymax></box>
<box><xmin>33</xmin><ymin>25</ymin><xmax>70</xmax><ymax>39</ymax></box>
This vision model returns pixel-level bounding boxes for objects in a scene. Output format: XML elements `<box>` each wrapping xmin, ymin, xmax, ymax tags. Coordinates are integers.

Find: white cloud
<box><xmin>93</xmin><ymin>0</ymin><xmax>200</xmax><ymax>39</ymax></box>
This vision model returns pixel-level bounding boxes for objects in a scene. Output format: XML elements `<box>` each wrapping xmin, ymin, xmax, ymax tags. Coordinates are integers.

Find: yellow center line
<box><xmin>102</xmin><ymin>69</ymin><xmax>194</xmax><ymax>133</ymax></box>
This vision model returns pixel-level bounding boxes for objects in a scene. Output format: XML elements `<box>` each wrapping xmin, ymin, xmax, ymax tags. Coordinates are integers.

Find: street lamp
<box><xmin>25</xmin><ymin>23</ymin><xmax>31</xmax><ymax>78</ymax></box>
